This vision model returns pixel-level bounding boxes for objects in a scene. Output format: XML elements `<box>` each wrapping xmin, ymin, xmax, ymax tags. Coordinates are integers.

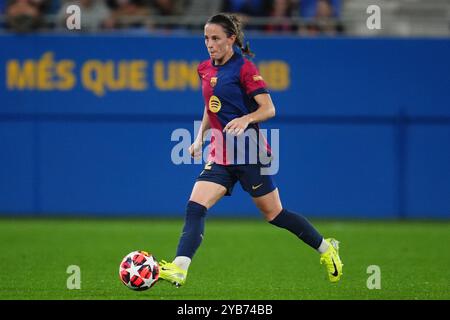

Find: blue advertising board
<box><xmin>0</xmin><ymin>35</ymin><xmax>449</xmax><ymax>218</ymax></box>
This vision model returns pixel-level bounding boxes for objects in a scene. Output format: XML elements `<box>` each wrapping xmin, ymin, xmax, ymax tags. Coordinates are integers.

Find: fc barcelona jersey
<box><xmin>198</xmin><ymin>50</ymin><xmax>272</xmax><ymax>165</ymax></box>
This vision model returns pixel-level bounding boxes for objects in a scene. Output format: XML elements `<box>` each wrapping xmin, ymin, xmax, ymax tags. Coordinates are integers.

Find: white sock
<box><xmin>317</xmin><ymin>238</ymin><xmax>330</xmax><ymax>254</ymax></box>
<box><xmin>173</xmin><ymin>256</ymin><xmax>191</xmax><ymax>271</ymax></box>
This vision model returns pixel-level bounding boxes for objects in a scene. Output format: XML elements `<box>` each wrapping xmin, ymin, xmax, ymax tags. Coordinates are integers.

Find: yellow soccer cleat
<box><xmin>320</xmin><ymin>238</ymin><xmax>344</xmax><ymax>283</ymax></box>
<box><xmin>159</xmin><ymin>260</ymin><xmax>187</xmax><ymax>287</ymax></box>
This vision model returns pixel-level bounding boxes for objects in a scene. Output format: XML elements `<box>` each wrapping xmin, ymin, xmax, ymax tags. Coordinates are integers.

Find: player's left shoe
<box><xmin>320</xmin><ymin>238</ymin><xmax>343</xmax><ymax>283</ymax></box>
<box><xmin>159</xmin><ymin>260</ymin><xmax>187</xmax><ymax>287</ymax></box>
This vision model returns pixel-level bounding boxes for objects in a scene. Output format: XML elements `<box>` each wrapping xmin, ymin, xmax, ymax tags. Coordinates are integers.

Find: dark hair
<box><xmin>206</xmin><ymin>13</ymin><xmax>255</xmax><ymax>58</ymax></box>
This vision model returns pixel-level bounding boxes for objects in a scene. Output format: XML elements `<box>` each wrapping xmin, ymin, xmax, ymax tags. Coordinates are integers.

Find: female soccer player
<box><xmin>159</xmin><ymin>13</ymin><xmax>343</xmax><ymax>286</ymax></box>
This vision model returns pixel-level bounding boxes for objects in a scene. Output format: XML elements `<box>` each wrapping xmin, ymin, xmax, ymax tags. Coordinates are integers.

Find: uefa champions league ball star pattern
<box><xmin>119</xmin><ymin>251</ymin><xmax>159</xmax><ymax>291</ymax></box>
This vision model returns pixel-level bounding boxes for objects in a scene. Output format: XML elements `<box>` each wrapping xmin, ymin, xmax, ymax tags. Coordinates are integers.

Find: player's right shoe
<box><xmin>319</xmin><ymin>238</ymin><xmax>343</xmax><ymax>283</ymax></box>
<box><xmin>159</xmin><ymin>260</ymin><xmax>187</xmax><ymax>287</ymax></box>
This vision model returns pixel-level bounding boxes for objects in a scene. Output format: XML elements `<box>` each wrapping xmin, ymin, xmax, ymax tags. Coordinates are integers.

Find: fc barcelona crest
<box><xmin>210</xmin><ymin>77</ymin><xmax>218</xmax><ymax>87</ymax></box>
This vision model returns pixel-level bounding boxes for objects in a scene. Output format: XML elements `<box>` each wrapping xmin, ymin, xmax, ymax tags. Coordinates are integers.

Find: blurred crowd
<box><xmin>1</xmin><ymin>0</ymin><xmax>344</xmax><ymax>35</ymax></box>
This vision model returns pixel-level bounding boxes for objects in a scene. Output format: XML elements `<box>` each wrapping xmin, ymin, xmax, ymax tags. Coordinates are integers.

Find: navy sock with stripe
<box><xmin>269</xmin><ymin>208</ymin><xmax>323</xmax><ymax>250</ymax></box>
<box><xmin>176</xmin><ymin>201</ymin><xmax>207</xmax><ymax>259</ymax></box>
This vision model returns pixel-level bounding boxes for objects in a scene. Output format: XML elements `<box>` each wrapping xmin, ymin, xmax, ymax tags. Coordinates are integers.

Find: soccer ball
<box><xmin>119</xmin><ymin>250</ymin><xmax>159</xmax><ymax>291</ymax></box>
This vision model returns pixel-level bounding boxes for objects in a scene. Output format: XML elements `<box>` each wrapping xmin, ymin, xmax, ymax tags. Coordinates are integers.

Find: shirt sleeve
<box><xmin>197</xmin><ymin>62</ymin><xmax>202</xmax><ymax>79</ymax></box>
<box><xmin>197</xmin><ymin>60</ymin><xmax>208</xmax><ymax>80</ymax></box>
<box><xmin>239</xmin><ymin>60</ymin><xmax>269</xmax><ymax>98</ymax></box>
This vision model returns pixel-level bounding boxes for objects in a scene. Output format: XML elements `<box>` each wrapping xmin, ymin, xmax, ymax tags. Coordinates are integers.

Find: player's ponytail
<box><xmin>206</xmin><ymin>13</ymin><xmax>255</xmax><ymax>58</ymax></box>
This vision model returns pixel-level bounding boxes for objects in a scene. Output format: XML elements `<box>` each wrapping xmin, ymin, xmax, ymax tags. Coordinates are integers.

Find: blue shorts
<box><xmin>196</xmin><ymin>162</ymin><xmax>277</xmax><ymax>197</ymax></box>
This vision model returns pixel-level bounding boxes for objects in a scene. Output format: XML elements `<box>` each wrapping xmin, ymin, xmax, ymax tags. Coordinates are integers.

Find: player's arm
<box><xmin>223</xmin><ymin>93</ymin><xmax>276</xmax><ymax>136</ymax></box>
<box><xmin>189</xmin><ymin>106</ymin><xmax>210</xmax><ymax>158</ymax></box>
<box><xmin>244</xmin><ymin>93</ymin><xmax>276</xmax><ymax>124</ymax></box>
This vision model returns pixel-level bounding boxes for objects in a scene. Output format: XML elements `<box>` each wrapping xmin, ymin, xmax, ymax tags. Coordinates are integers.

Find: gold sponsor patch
<box><xmin>208</xmin><ymin>95</ymin><xmax>221</xmax><ymax>113</ymax></box>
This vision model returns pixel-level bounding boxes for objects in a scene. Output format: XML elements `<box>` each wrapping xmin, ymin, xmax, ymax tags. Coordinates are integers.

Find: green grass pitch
<box><xmin>0</xmin><ymin>218</ymin><xmax>449</xmax><ymax>300</ymax></box>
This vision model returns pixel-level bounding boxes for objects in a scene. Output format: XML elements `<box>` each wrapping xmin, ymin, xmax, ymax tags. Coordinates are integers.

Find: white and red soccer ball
<box><xmin>119</xmin><ymin>250</ymin><xmax>159</xmax><ymax>291</ymax></box>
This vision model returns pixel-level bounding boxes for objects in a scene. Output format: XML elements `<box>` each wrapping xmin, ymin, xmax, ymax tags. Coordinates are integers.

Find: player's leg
<box><xmin>189</xmin><ymin>180</ymin><xmax>228</xmax><ymax>209</ymax></box>
<box><xmin>173</xmin><ymin>180</ymin><xmax>227</xmax><ymax>268</ymax></box>
<box><xmin>159</xmin><ymin>162</ymin><xmax>236</xmax><ymax>286</ymax></box>
<box><xmin>238</xmin><ymin>164</ymin><xmax>343</xmax><ymax>282</ymax></box>
<box><xmin>159</xmin><ymin>181</ymin><xmax>227</xmax><ymax>286</ymax></box>
<box><xmin>252</xmin><ymin>188</ymin><xmax>325</xmax><ymax>251</ymax></box>
<box><xmin>252</xmin><ymin>188</ymin><xmax>343</xmax><ymax>282</ymax></box>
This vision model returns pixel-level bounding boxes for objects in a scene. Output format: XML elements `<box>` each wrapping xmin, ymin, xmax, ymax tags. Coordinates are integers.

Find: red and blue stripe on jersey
<box><xmin>198</xmin><ymin>51</ymin><xmax>271</xmax><ymax>165</ymax></box>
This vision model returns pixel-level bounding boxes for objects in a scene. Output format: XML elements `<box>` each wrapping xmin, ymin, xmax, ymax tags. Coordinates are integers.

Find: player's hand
<box><xmin>223</xmin><ymin>116</ymin><xmax>250</xmax><ymax>136</ymax></box>
<box><xmin>189</xmin><ymin>140</ymin><xmax>203</xmax><ymax>159</ymax></box>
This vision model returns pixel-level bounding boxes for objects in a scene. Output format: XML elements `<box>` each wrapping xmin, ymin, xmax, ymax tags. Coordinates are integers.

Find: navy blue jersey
<box><xmin>198</xmin><ymin>50</ymin><xmax>271</xmax><ymax>165</ymax></box>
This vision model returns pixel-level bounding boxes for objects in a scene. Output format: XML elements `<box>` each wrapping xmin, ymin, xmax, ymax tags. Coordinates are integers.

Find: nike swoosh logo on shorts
<box><xmin>252</xmin><ymin>183</ymin><xmax>263</xmax><ymax>190</ymax></box>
